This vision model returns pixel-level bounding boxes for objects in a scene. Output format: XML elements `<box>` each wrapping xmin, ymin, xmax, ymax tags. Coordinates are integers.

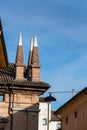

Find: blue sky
<box><xmin>1</xmin><ymin>0</ymin><xmax>87</xmax><ymax>109</ymax></box>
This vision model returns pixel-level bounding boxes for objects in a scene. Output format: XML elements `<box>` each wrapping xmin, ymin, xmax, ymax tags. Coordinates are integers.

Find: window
<box><xmin>43</xmin><ymin>119</ymin><xmax>47</xmax><ymax>125</ymax></box>
<box><xmin>56</xmin><ymin>122</ymin><xmax>61</xmax><ymax>130</ymax></box>
<box><xmin>74</xmin><ymin>111</ymin><xmax>77</xmax><ymax>118</ymax></box>
<box><xmin>66</xmin><ymin>117</ymin><xmax>68</xmax><ymax>124</ymax></box>
<box><xmin>0</xmin><ymin>94</ymin><xmax>4</xmax><ymax>101</ymax></box>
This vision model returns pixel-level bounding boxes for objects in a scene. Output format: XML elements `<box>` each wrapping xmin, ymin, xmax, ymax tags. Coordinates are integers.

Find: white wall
<box><xmin>38</xmin><ymin>101</ymin><xmax>61</xmax><ymax>130</ymax></box>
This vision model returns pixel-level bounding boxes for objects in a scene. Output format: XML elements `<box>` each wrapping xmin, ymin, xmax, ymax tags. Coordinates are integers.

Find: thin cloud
<box><xmin>0</xmin><ymin>0</ymin><xmax>87</xmax><ymax>109</ymax></box>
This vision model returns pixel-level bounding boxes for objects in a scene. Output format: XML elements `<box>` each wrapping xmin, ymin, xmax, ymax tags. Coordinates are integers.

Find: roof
<box><xmin>51</xmin><ymin>111</ymin><xmax>60</xmax><ymax>121</ymax></box>
<box><xmin>0</xmin><ymin>116</ymin><xmax>8</xmax><ymax>123</ymax></box>
<box><xmin>0</xmin><ymin>63</ymin><xmax>50</xmax><ymax>94</ymax></box>
<box><xmin>0</xmin><ymin>20</ymin><xmax>50</xmax><ymax>94</ymax></box>
<box><xmin>0</xmin><ymin>20</ymin><xmax>8</xmax><ymax>69</ymax></box>
<box><xmin>55</xmin><ymin>87</ymin><xmax>87</xmax><ymax>116</ymax></box>
<box><xmin>0</xmin><ymin>116</ymin><xmax>8</xmax><ymax>128</ymax></box>
<box><xmin>39</xmin><ymin>97</ymin><xmax>46</xmax><ymax>102</ymax></box>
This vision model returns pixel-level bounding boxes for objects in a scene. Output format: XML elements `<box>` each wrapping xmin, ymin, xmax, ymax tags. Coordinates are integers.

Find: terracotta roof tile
<box><xmin>0</xmin><ymin>62</ymin><xmax>50</xmax><ymax>88</ymax></box>
<box><xmin>0</xmin><ymin>63</ymin><xmax>16</xmax><ymax>82</ymax></box>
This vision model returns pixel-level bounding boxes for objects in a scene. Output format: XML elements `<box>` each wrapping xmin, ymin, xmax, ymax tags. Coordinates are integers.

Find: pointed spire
<box><xmin>30</xmin><ymin>34</ymin><xmax>40</xmax><ymax>81</ymax></box>
<box><xmin>18</xmin><ymin>33</ymin><xmax>22</xmax><ymax>46</ymax></box>
<box><xmin>30</xmin><ymin>38</ymin><xmax>33</xmax><ymax>51</ymax></box>
<box><xmin>15</xmin><ymin>33</ymin><xmax>24</xmax><ymax>80</ymax></box>
<box><xmin>15</xmin><ymin>33</ymin><xmax>24</xmax><ymax>65</ymax></box>
<box><xmin>31</xmin><ymin>35</ymin><xmax>39</xmax><ymax>64</ymax></box>
<box><xmin>33</xmin><ymin>35</ymin><xmax>38</xmax><ymax>47</ymax></box>
<box><xmin>28</xmin><ymin>38</ymin><xmax>33</xmax><ymax>66</ymax></box>
<box><xmin>0</xmin><ymin>18</ymin><xmax>2</xmax><ymax>36</ymax></box>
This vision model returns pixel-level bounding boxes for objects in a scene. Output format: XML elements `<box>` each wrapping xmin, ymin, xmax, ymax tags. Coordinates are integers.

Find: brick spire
<box><xmin>31</xmin><ymin>35</ymin><xmax>40</xmax><ymax>81</ymax></box>
<box><xmin>28</xmin><ymin>38</ymin><xmax>33</xmax><ymax>67</ymax></box>
<box><xmin>15</xmin><ymin>33</ymin><xmax>24</xmax><ymax>80</ymax></box>
<box><xmin>31</xmin><ymin>35</ymin><xmax>40</xmax><ymax>64</ymax></box>
<box><xmin>15</xmin><ymin>33</ymin><xmax>24</xmax><ymax>64</ymax></box>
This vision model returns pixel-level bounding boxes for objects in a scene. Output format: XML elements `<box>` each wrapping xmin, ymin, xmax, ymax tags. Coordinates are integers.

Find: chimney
<box><xmin>15</xmin><ymin>33</ymin><xmax>24</xmax><ymax>80</ymax></box>
<box><xmin>31</xmin><ymin>35</ymin><xmax>40</xmax><ymax>81</ymax></box>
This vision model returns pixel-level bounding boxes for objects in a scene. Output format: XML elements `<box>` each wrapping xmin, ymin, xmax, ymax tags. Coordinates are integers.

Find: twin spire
<box><xmin>15</xmin><ymin>33</ymin><xmax>40</xmax><ymax>81</ymax></box>
<box><xmin>28</xmin><ymin>35</ymin><xmax>40</xmax><ymax>81</ymax></box>
<box><xmin>28</xmin><ymin>35</ymin><xmax>39</xmax><ymax>67</ymax></box>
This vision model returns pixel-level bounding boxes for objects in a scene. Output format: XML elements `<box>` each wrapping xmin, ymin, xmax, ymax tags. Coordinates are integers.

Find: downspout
<box><xmin>27</xmin><ymin>110</ymin><xmax>29</xmax><ymax>130</ymax></box>
<box><xmin>8</xmin><ymin>87</ymin><xmax>13</xmax><ymax>130</ymax></box>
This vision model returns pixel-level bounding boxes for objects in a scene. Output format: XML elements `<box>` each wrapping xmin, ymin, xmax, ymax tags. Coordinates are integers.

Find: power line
<box><xmin>48</xmin><ymin>89</ymin><xmax>78</xmax><ymax>97</ymax></box>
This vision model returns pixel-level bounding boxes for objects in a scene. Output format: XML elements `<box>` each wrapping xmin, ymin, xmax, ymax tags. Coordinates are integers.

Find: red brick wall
<box><xmin>32</xmin><ymin>68</ymin><xmax>40</xmax><ymax>81</ymax></box>
<box><xmin>16</xmin><ymin>66</ymin><xmax>24</xmax><ymax>79</ymax></box>
<box><xmin>0</xmin><ymin>91</ymin><xmax>39</xmax><ymax>130</ymax></box>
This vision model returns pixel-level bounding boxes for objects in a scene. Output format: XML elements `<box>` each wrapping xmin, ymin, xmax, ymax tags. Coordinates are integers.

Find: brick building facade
<box><xmin>0</xmin><ymin>20</ymin><xmax>50</xmax><ymax>130</ymax></box>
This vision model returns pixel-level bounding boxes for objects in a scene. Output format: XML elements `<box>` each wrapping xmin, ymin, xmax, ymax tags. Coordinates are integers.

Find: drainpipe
<box><xmin>27</xmin><ymin>110</ymin><xmax>29</xmax><ymax>130</ymax></box>
<box><xmin>8</xmin><ymin>87</ymin><xmax>13</xmax><ymax>130</ymax></box>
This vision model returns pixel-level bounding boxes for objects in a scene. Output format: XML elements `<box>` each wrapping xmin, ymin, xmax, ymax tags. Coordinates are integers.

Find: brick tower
<box><xmin>0</xmin><ymin>21</ymin><xmax>50</xmax><ymax>130</ymax></box>
<box><xmin>28</xmin><ymin>35</ymin><xmax>40</xmax><ymax>81</ymax></box>
<box><xmin>15</xmin><ymin>33</ymin><xmax>24</xmax><ymax>80</ymax></box>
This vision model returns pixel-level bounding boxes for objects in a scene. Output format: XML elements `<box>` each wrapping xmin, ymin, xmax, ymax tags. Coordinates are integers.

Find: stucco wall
<box><xmin>62</xmin><ymin>100</ymin><xmax>87</xmax><ymax>130</ymax></box>
<box><xmin>38</xmin><ymin>102</ymin><xmax>60</xmax><ymax>130</ymax></box>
